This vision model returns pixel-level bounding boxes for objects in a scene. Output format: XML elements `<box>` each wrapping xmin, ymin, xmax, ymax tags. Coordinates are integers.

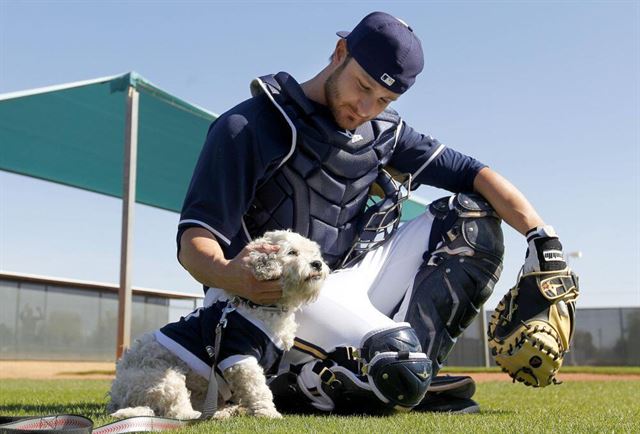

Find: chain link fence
<box><xmin>1</xmin><ymin>276</ymin><xmax>638</xmax><ymax>366</ymax></box>
<box><xmin>0</xmin><ymin>277</ymin><xmax>198</xmax><ymax>361</ymax></box>
<box><xmin>446</xmin><ymin>306</ymin><xmax>640</xmax><ymax>366</ymax></box>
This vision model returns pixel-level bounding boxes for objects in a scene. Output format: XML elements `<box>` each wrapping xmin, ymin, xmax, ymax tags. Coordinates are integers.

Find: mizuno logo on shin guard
<box><xmin>543</xmin><ymin>250</ymin><xmax>564</xmax><ymax>261</ymax></box>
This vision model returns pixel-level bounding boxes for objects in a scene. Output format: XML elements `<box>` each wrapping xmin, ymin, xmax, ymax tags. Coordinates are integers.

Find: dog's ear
<box><xmin>249</xmin><ymin>251</ymin><xmax>283</xmax><ymax>281</ymax></box>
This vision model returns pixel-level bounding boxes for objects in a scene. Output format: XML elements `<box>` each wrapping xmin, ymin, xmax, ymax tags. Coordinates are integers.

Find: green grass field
<box><xmin>440</xmin><ymin>366</ymin><xmax>640</xmax><ymax>375</ymax></box>
<box><xmin>0</xmin><ymin>379</ymin><xmax>638</xmax><ymax>433</ymax></box>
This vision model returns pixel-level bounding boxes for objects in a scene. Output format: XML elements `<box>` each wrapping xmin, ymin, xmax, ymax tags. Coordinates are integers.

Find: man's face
<box><xmin>324</xmin><ymin>57</ymin><xmax>400</xmax><ymax>130</ymax></box>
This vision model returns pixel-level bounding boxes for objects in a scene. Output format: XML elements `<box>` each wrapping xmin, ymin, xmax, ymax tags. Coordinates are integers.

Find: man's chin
<box><xmin>336</xmin><ymin>114</ymin><xmax>365</xmax><ymax>131</ymax></box>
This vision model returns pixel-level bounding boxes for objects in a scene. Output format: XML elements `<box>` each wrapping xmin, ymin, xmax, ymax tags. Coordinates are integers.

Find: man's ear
<box><xmin>331</xmin><ymin>39</ymin><xmax>348</xmax><ymax>65</ymax></box>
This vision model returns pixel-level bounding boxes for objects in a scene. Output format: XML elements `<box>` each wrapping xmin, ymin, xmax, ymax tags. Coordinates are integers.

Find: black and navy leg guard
<box><xmin>360</xmin><ymin>324</ymin><xmax>432</xmax><ymax>410</ymax></box>
<box><xmin>273</xmin><ymin>324</ymin><xmax>432</xmax><ymax>413</ymax></box>
<box><xmin>403</xmin><ymin>193</ymin><xmax>504</xmax><ymax>375</ymax></box>
<box><xmin>365</xmin><ymin>349</ymin><xmax>432</xmax><ymax>410</ymax></box>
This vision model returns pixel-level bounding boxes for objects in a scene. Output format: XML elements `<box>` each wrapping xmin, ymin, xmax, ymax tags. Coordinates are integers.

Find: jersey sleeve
<box><xmin>389</xmin><ymin>122</ymin><xmax>487</xmax><ymax>193</ymax></box>
<box><xmin>177</xmin><ymin>111</ymin><xmax>283</xmax><ymax>253</ymax></box>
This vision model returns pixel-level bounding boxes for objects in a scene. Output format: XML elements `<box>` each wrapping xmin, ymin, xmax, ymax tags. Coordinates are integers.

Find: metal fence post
<box><xmin>481</xmin><ymin>308</ymin><xmax>490</xmax><ymax>367</ymax></box>
<box><xmin>116</xmin><ymin>85</ymin><xmax>139</xmax><ymax>359</ymax></box>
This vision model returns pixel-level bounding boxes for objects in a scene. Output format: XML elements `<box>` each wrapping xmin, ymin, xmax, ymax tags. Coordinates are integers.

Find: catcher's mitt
<box><xmin>487</xmin><ymin>268</ymin><xmax>579</xmax><ymax>387</ymax></box>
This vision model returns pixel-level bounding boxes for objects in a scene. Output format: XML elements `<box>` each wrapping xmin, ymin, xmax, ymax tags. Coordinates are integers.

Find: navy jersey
<box><xmin>177</xmin><ymin>92</ymin><xmax>290</xmax><ymax>259</ymax></box>
<box><xmin>156</xmin><ymin>301</ymin><xmax>284</xmax><ymax>379</ymax></box>
<box><xmin>177</xmin><ymin>72</ymin><xmax>486</xmax><ymax>267</ymax></box>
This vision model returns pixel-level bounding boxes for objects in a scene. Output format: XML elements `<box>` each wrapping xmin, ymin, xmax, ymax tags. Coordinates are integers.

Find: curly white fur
<box><xmin>108</xmin><ymin>230</ymin><xmax>328</xmax><ymax>420</ymax></box>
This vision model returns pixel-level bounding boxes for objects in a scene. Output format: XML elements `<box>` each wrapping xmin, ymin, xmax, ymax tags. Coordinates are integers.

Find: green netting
<box><xmin>0</xmin><ymin>73</ymin><xmax>217</xmax><ymax>212</ymax></box>
<box><xmin>401</xmin><ymin>198</ymin><xmax>426</xmax><ymax>221</ymax></box>
<box><xmin>136</xmin><ymin>82</ymin><xmax>213</xmax><ymax>212</ymax></box>
<box><xmin>0</xmin><ymin>72</ymin><xmax>428</xmax><ymax>216</ymax></box>
<box><xmin>0</xmin><ymin>79</ymin><xmax>126</xmax><ymax>197</ymax></box>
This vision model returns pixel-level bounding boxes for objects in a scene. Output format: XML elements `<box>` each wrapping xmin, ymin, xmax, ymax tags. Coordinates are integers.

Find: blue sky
<box><xmin>0</xmin><ymin>1</ymin><xmax>638</xmax><ymax>309</ymax></box>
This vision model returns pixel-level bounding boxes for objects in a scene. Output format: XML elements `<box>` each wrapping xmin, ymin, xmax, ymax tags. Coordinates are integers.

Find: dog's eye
<box><xmin>287</xmin><ymin>249</ymin><xmax>299</xmax><ymax>256</ymax></box>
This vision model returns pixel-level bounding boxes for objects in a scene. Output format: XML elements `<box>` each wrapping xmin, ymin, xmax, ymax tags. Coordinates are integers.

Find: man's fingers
<box><xmin>249</xmin><ymin>289</ymin><xmax>282</xmax><ymax>305</ymax></box>
<box><xmin>250</xmin><ymin>276</ymin><xmax>281</xmax><ymax>290</ymax></box>
<box><xmin>253</xmin><ymin>284</ymin><xmax>283</xmax><ymax>304</ymax></box>
<box><xmin>261</xmin><ymin>279</ymin><xmax>283</xmax><ymax>289</ymax></box>
<box><xmin>259</xmin><ymin>295</ymin><xmax>283</xmax><ymax>304</ymax></box>
<box><xmin>258</xmin><ymin>287</ymin><xmax>283</xmax><ymax>298</ymax></box>
<box><xmin>250</xmin><ymin>243</ymin><xmax>280</xmax><ymax>254</ymax></box>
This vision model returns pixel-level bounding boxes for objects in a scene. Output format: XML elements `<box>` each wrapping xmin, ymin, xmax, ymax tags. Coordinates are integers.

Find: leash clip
<box><xmin>218</xmin><ymin>300</ymin><xmax>237</xmax><ymax>329</ymax></box>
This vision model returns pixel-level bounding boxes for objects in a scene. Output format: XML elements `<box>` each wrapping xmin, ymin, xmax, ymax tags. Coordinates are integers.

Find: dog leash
<box><xmin>200</xmin><ymin>299</ymin><xmax>237</xmax><ymax>419</ymax></box>
<box><xmin>0</xmin><ymin>415</ymin><xmax>188</xmax><ymax>433</ymax></box>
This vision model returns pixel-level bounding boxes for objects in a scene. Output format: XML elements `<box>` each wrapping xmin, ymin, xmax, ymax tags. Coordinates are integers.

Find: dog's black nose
<box><xmin>311</xmin><ymin>260</ymin><xmax>323</xmax><ymax>271</ymax></box>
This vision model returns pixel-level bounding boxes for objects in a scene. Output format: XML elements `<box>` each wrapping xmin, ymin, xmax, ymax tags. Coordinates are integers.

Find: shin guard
<box><xmin>402</xmin><ymin>193</ymin><xmax>504</xmax><ymax>374</ymax></box>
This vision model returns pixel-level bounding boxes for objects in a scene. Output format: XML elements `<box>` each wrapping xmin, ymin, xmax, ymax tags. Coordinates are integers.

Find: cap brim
<box><xmin>336</xmin><ymin>30</ymin><xmax>350</xmax><ymax>38</ymax></box>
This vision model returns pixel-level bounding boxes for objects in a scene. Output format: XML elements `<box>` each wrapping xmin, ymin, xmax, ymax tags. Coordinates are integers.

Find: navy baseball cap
<box><xmin>337</xmin><ymin>11</ymin><xmax>424</xmax><ymax>94</ymax></box>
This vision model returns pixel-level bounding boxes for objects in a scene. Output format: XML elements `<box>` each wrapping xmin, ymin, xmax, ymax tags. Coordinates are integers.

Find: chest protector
<box><xmin>246</xmin><ymin>72</ymin><xmax>402</xmax><ymax>268</ymax></box>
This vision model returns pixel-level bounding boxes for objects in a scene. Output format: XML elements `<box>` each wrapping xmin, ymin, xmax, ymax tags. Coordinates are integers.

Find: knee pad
<box><xmin>360</xmin><ymin>324</ymin><xmax>431</xmax><ymax>410</ymax></box>
<box><xmin>365</xmin><ymin>350</ymin><xmax>432</xmax><ymax>410</ymax></box>
<box><xmin>360</xmin><ymin>322</ymin><xmax>422</xmax><ymax>359</ymax></box>
<box><xmin>404</xmin><ymin>193</ymin><xmax>504</xmax><ymax>374</ymax></box>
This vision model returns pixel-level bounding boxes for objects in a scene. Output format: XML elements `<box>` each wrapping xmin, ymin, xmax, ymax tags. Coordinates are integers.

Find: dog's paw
<box><xmin>174</xmin><ymin>410</ymin><xmax>201</xmax><ymax>420</ymax></box>
<box><xmin>251</xmin><ymin>407</ymin><xmax>282</xmax><ymax>419</ymax></box>
<box><xmin>110</xmin><ymin>406</ymin><xmax>155</xmax><ymax>418</ymax></box>
<box><xmin>213</xmin><ymin>404</ymin><xmax>245</xmax><ymax>420</ymax></box>
<box><xmin>212</xmin><ymin>409</ymin><xmax>232</xmax><ymax>420</ymax></box>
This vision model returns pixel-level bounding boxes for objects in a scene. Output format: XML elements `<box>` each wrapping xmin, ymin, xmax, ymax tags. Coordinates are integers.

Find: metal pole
<box><xmin>116</xmin><ymin>86</ymin><xmax>139</xmax><ymax>359</ymax></box>
<box><xmin>480</xmin><ymin>307</ymin><xmax>491</xmax><ymax>367</ymax></box>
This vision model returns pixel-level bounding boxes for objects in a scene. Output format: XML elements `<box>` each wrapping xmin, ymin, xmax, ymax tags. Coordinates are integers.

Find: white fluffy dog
<box><xmin>108</xmin><ymin>230</ymin><xmax>328</xmax><ymax>420</ymax></box>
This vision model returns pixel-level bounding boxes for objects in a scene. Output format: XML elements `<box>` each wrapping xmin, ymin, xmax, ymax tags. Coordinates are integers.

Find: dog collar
<box><xmin>233</xmin><ymin>296</ymin><xmax>290</xmax><ymax>313</ymax></box>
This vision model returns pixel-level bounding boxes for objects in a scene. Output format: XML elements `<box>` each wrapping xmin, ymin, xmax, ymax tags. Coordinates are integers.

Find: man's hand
<box><xmin>487</xmin><ymin>224</ymin><xmax>579</xmax><ymax>387</ymax></box>
<box><xmin>487</xmin><ymin>262</ymin><xmax>579</xmax><ymax>387</ymax></box>
<box><xmin>179</xmin><ymin>227</ymin><xmax>284</xmax><ymax>305</ymax></box>
<box><xmin>523</xmin><ymin>225</ymin><xmax>566</xmax><ymax>273</ymax></box>
<box><xmin>222</xmin><ymin>243</ymin><xmax>284</xmax><ymax>305</ymax></box>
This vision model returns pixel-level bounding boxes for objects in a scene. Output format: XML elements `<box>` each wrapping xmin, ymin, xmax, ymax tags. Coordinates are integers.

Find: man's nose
<box><xmin>356</xmin><ymin>96</ymin><xmax>375</xmax><ymax>118</ymax></box>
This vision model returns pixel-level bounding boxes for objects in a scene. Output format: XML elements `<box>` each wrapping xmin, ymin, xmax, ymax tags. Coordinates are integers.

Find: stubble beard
<box><xmin>324</xmin><ymin>60</ymin><xmax>361</xmax><ymax>130</ymax></box>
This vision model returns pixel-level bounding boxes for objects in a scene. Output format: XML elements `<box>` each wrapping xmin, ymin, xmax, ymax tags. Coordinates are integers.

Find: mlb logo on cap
<box><xmin>380</xmin><ymin>73</ymin><xmax>395</xmax><ymax>86</ymax></box>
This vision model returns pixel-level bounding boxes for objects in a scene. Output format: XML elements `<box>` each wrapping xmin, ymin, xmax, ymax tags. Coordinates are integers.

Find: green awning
<box><xmin>0</xmin><ymin>72</ymin><xmax>217</xmax><ymax>212</ymax></box>
<box><xmin>0</xmin><ymin>72</ymin><xmax>429</xmax><ymax>216</ymax></box>
<box><xmin>402</xmin><ymin>196</ymin><xmax>427</xmax><ymax>221</ymax></box>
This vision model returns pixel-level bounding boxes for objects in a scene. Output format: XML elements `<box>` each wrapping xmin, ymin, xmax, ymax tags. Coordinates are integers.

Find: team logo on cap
<box><xmin>380</xmin><ymin>73</ymin><xmax>395</xmax><ymax>86</ymax></box>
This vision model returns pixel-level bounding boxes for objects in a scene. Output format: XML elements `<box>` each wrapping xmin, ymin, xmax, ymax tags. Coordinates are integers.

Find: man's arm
<box><xmin>473</xmin><ymin>167</ymin><xmax>544</xmax><ymax>235</ymax></box>
<box><xmin>388</xmin><ymin>123</ymin><xmax>485</xmax><ymax>194</ymax></box>
<box><xmin>179</xmin><ymin>227</ymin><xmax>283</xmax><ymax>305</ymax></box>
<box><xmin>391</xmin><ymin>124</ymin><xmax>546</xmax><ymax>237</ymax></box>
<box><xmin>176</xmin><ymin>100</ymin><xmax>291</xmax><ymax>304</ymax></box>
